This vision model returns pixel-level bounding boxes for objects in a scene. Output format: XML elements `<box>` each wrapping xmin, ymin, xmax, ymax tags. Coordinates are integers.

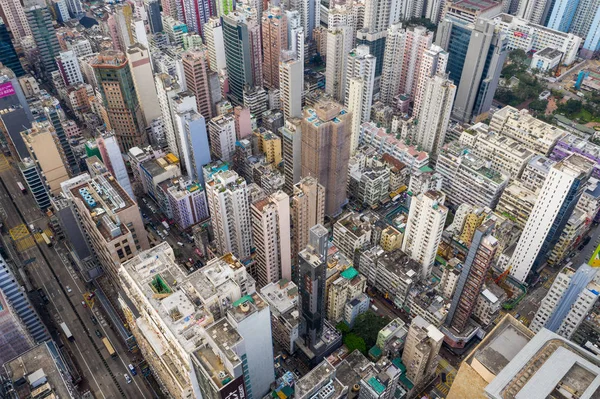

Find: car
<box><xmin>95</xmin><ymin>329</ymin><xmax>102</xmax><ymax>338</ymax></box>
<box><xmin>66</xmin><ymin>286</ymin><xmax>72</xmax><ymax>293</ymax></box>
<box><xmin>91</xmin><ymin>316</ymin><xmax>98</xmax><ymax>325</ymax></box>
<box><xmin>124</xmin><ymin>374</ymin><xmax>132</xmax><ymax>384</ymax></box>
<box><xmin>81</xmin><ymin>301</ymin><xmax>87</xmax><ymax>308</ymax></box>
<box><xmin>128</xmin><ymin>364</ymin><xmax>137</xmax><ymax>376</ymax></box>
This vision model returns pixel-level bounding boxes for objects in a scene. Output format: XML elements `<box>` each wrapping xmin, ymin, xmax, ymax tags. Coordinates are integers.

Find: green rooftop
<box><xmin>233</xmin><ymin>295</ymin><xmax>255</xmax><ymax>307</ymax></box>
<box><xmin>392</xmin><ymin>358</ymin><xmax>406</xmax><ymax>373</ymax></box>
<box><xmin>368</xmin><ymin>377</ymin><xmax>386</xmax><ymax>394</ymax></box>
<box><xmin>341</xmin><ymin>267</ymin><xmax>359</xmax><ymax>280</ymax></box>
<box><xmin>150</xmin><ymin>275</ymin><xmax>172</xmax><ymax>295</ymax></box>
<box><xmin>419</xmin><ymin>165</ymin><xmax>434</xmax><ymax>173</ymax></box>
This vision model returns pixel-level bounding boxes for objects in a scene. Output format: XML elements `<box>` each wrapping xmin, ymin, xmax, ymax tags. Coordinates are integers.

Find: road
<box><xmin>0</xmin><ymin>167</ymin><xmax>152</xmax><ymax>399</ymax></box>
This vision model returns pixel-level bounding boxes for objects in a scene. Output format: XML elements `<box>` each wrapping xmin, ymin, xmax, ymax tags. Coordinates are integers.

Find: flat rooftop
<box><xmin>260</xmin><ymin>279</ymin><xmax>298</xmax><ymax>314</ymax></box>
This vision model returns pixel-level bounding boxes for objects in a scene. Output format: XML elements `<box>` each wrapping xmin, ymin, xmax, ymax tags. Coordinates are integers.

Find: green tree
<box><xmin>352</xmin><ymin>312</ymin><xmax>390</xmax><ymax>349</ymax></box>
<box><xmin>551</xmin><ymin>89</ymin><xmax>564</xmax><ymax>100</ymax></box>
<box><xmin>508</xmin><ymin>49</ymin><xmax>528</xmax><ymax>66</ymax></box>
<box><xmin>344</xmin><ymin>333</ymin><xmax>367</xmax><ymax>354</ymax></box>
<box><xmin>529</xmin><ymin>99</ymin><xmax>548</xmax><ymax>115</ymax></box>
<box><xmin>564</xmin><ymin>99</ymin><xmax>583</xmax><ymax>115</ymax></box>
<box><xmin>336</xmin><ymin>321</ymin><xmax>351</xmax><ymax>335</ymax></box>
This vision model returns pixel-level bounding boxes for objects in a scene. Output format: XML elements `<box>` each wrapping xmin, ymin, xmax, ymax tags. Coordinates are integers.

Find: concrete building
<box><xmin>347</xmin><ymin>158</ymin><xmax>390</xmax><ymax>206</ymax></box>
<box><xmin>91</xmin><ymin>51</ymin><xmax>146</xmax><ymax>152</ymax></box>
<box><xmin>333</xmin><ymin>212</ymin><xmax>373</xmax><ymax>260</ymax></box>
<box><xmin>472</xmin><ymin>283</ymin><xmax>507</xmax><ymax>327</ymax></box>
<box><xmin>280</xmin><ymin>118</ymin><xmax>302</xmax><ymax>193</ymax></box>
<box><xmin>181</xmin><ymin>47</ymin><xmax>214</xmax><ymax>122</ymax></box>
<box><xmin>414</xmin><ymin>74</ymin><xmax>455</xmax><ymax>159</ymax></box>
<box><xmin>204</xmin><ymin>17</ymin><xmax>226</xmax><ymax>72</ymax></box>
<box><xmin>446</xmin><ymin>221</ymin><xmax>498</xmax><ymax>333</ymax></box>
<box><xmin>0</xmin><ymin>0</ymin><xmax>31</xmax><ymax>42</ymax></box>
<box><xmin>262</xmin><ymin>6</ymin><xmax>288</xmax><ymax>89</ymax></box>
<box><xmin>548</xmin><ymin>208</ymin><xmax>587</xmax><ymax>265</ymax></box>
<box><xmin>21</xmin><ymin>122</ymin><xmax>70</xmax><ymax>196</ymax></box>
<box><xmin>208</xmin><ymin>113</ymin><xmax>237</xmax><ymax>163</ymax></box>
<box><xmin>261</xmin><ymin>279</ymin><xmax>300</xmax><ymax>354</ymax></box>
<box><xmin>402</xmin><ymin>316</ymin><xmax>443</xmax><ymax>388</ymax></box>
<box><xmin>489</xmin><ymin>106</ymin><xmax>565</xmax><ymax>156</ymax></box>
<box><xmin>551</xmin><ymin>133</ymin><xmax>600</xmax><ymax>181</ymax></box>
<box><xmin>206</xmin><ymin>170</ymin><xmax>252</xmax><ymax>260</ymax></box>
<box><xmin>18</xmin><ymin>159</ymin><xmax>50</xmax><ymax>210</ymax></box>
<box><xmin>173</xmin><ymin>108</ymin><xmax>211</xmax><ymax>184</ymax></box>
<box><xmin>301</xmin><ymin>101</ymin><xmax>352</xmax><ymax>217</ymax></box>
<box><xmin>327</xmin><ymin>267</ymin><xmax>367</xmax><ymax>322</ymax></box>
<box><xmin>325</xmin><ymin>26</ymin><xmax>353</xmax><ymax>102</ymax></box>
<box><xmin>380</xmin><ymin>226</ymin><xmax>403</xmax><ymax>251</ymax></box>
<box><xmin>251</xmin><ymin>191</ymin><xmax>292</xmax><ymax>286</ymax></box>
<box><xmin>496</xmin><ymin>181</ymin><xmax>538</xmax><ymax>229</ymax></box>
<box><xmin>521</xmin><ymin>154</ymin><xmax>556</xmax><ymax>192</ymax></box>
<box><xmin>436</xmin><ymin>142</ymin><xmax>509</xmax><ymax>209</ymax></box>
<box><xmin>402</xmin><ymin>191</ymin><xmax>448</xmax><ymax>280</ymax></box>
<box><xmin>96</xmin><ymin>133</ymin><xmax>134</xmax><ymax>199</ymax></box>
<box><xmin>56</xmin><ymin>50</ymin><xmax>83</xmax><ymax>86</ymax></box>
<box><xmin>509</xmin><ymin>154</ymin><xmax>594</xmax><ymax>283</ymax></box>
<box><xmin>126</xmin><ymin>43</ymin><xmax>161</xmax><ymax>127</ymax></box>
<box><xmin>61</xmin><ymin>172</ymin><xmax>149</xmax><ymax>281</ymax></box>
<box><xmin>279</xmin><ymin>55</ymin><xmax>303</xmax><ymax>120</ymax></box>
<box><xmin>166</xmin><ymin>179</ymin><xmax>209</xmax><ymax>229</ymax></box>
<box><xmin>139</xmin><ymin>154</ymin><xmax>182</xmax><ymax>200</ymax></box>
<box><xmin>25</xmin><ymin>2</ymin><xmax>61</xmax><ymax>80</ymax></box>
<box><xmin>516</xmin><ymin>0</ymin><xmax>551</xmax><ymax>24</ymax></box>
<box><xmin>0</xmin><ymin>289</ymin><xmax>33</xmax><ymax>365</ymax></box>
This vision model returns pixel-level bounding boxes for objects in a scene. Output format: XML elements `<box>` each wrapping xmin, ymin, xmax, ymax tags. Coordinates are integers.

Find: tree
<box><xmin>564</xmin><ymin>99</ymin><xmax>583</xmax><ymax>115</ymax></box>
<box><xmin>508</xmin><ymin>49</ymin><xmax>528</xmax><ymax>66</ymax></box>
<box><xmin>352</xmin><ymin>312</ymin><xmax>390</xmax><ymax>349</ymax></box>
<box><xmin>336</xmin><ymin>321</ymin><xmax>351</xmax><ymax>335</ymax></box>
<box><xmin>344</xmin><ymin>333</ymin><xmax>367</xmax><ymax>354</ymax></box>
<box><xmin>529</xmin><ymin>99</ymin><xmax>548</xmax><ymax>115</ymax></box>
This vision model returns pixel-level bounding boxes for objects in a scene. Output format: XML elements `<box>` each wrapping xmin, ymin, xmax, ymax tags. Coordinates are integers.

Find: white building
<box><xmin>56</xmin><ymin>50</ymin><xmax>83</xmax><ymax>86</ymax></box>
<box><xmin>206</xmin><ymin>170</ymin><xmax>253</xmax><ymax>260</ymax></box>
<box><xmin>208</xmin><ymin>113</ymin><xmax>237</xmax><ymax>162</ymax></box>
<box><xmin>402</xmin><ymin>190</ymin><xmax>448</xmax><ymax>280</ymax></box>
<box><xmin>166</xmin><ymin>179</ymin><xmax>209</xmax><ymax>229</ymax></box>
<box><xmin>509</xmin><ymin>154</ymin><xmax>594</xmax><ymax>283</ymax></box>
<box><xmin>127</xmin><ymin>43</ymin><xmax>161</xmax><ymax>127</ymax></box>
<box><xmin>156</xmin><ymin>74</ymin><xmax>182</xmax><ymax>157</ymax></box>
<box><xmin>333</xmin><ymin>212</ymin><xmax>373</xmax><ymax>260</ymax></box>
<box><xmin>279</xmin><ymin>54</ymin><xmax>303</xmax><ymax>119</ymax></box>
<box><xmin>251</xmin><ymin>191</ymin><xmax>292</xmax><ymax>287</ymax></box>
<box><xmin>204</xmin><ymin>17</ymin><xmax>227</xmax><ymax>73</ymax></box>
<box><xmin>413</xmin><ymin>44</ymin><xmax>448</xmax><ymax>117</ymax></box>
<box><xmin>325</xmin><ymin>26</ymin><xmax>353</xmax><ymax>101</ymax></box>
<box><xmin>414</xmin><ymin>74</ymin><xmax>455</xmax><ymax>158</ymax></box>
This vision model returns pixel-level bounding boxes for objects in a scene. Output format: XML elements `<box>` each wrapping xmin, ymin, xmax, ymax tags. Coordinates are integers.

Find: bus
<box><xmin>60</xmin><ymin>322</ymin><xmax>74</xmax><ymax>341</ymax></box>
<box><xmin>41</xmin><ymin>232</ymin><xmax>52</xmax><ymax>247</ymax></box>
<box><xmin>17</xmin><ymin>182</ymin><xmax>26</xmax><ymax>194</ymax></box>
<box><xmin>102</xmin><ymin>337</ymin><xmax>117</xmax><ymax>358</ymax></box>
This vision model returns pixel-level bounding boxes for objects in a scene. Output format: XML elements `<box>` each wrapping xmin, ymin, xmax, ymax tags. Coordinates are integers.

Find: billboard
<box><xmin>589</xmin><ymin>243</ymin><xmax>600</xmax><ymax>267</ymax></box>
<box><xmin>0</xmin><ymin>82</ymin><xmax>15</xmax><ymax>99</ymax></box>
<box><xmin>220</xmin><ymin>375</ymin><xmax>247</xmax><ymax>399</ymax></box>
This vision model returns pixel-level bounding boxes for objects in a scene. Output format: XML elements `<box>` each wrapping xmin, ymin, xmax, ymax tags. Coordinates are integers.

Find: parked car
<box><xmin>128</xmin><ymin>364</ymin><xmax>137</xmax><ymax>376</ymax></box>
<box><xmin>95</xmin><ymin>329</ymin><xmax>102</xmax><ymax>338</ymax></box>
<box><xmin>124</xmin><ymin>374</ymin><xmax>132</xmax><ymax>384</ymax></box>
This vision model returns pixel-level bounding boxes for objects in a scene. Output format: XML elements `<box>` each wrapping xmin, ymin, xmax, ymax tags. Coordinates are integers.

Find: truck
<box><xmin>60</xmin><ymin>322</ymin><xmax>74</xmax><ymax>341</ymax></box>
<box><xmin>17</xmin><ymin>182</ymin><xmax>26</xmax><ymax>194</ymax></box>
<box><xmin>161</xmin><ymin>221</ymin><xmax>170</xmax><ymax>230</ymax></box>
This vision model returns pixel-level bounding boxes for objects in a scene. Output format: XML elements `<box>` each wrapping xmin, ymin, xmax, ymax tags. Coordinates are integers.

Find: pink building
<box><xmin>62</xmin><ymin>120</ymin><xmax>80</xmax><ymax>138</ymax></box>
<box><xmin>234</xmin><ymin>106</ymin><xmax>252</xmax><ymax>139</ymax></box>
<box><xmin>182</xmin><ymin>48</ymin><xmax>213</xmax><ymax>120</ymax></box>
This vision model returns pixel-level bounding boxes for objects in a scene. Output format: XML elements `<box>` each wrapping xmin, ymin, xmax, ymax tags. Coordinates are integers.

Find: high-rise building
<box><xmin>144</xmin><ymin>0</ymin><xmax>162</xmax><ymax>33</ymax></box>
<box><xmin>414</xmin><ymin>74</ymin><xmax>456</xmax><ymax>158</ymax></box>
<box><xmin>0</xmin><ymin>0</ymin><xmax>31</xmax><ymax>42</ymax></box>
<box><xmin>0</xmin><ymin>288</ymin><xmax>34</xmax><ymax>365</ymax></box>
<box><xmin>25</xmin><ymin>1</ymin><xmax>61</xmax><ymax>80</ymax></box>
<box><xmin>345</xmin><ymin>45</ymin><xmax>375</xmax><ymax>155</ymax></box>
<box><xmin>290</xmin><ymin>176</ymin><xmax>325</xmax><ymax>277</ymax></box>
<box><xmin>91</xmin><ymin>51</ymin><xmax>146</xmax><ymax>152</ymax></box>
<box><xmin>280</xmin><ymin>52</ymin><xmax>303</xmax><ymax>119</ymax></box>
<box><xmin>64</xmin><ymin>0</ymin><xmax>83</xmax><ymax>17</ymax></box>
<box><xmin>96</xmin><ymin>133</ymin><xmax>134</xmax><ymax>198</ymax></box>
<box><xmin>174</xmin><ymin>109</ymin><xmax>211</xmax><ymax>184</ymax></box>
<box><xmin>402</xmin><ymin>316</ymin><xmax>443</xmax><ymax>388</ymax></box>
<box><xmin>181</xmin><ymin>47</ymin><xmax>213</xmax><ymax>122</ymax></box>
<box><xmin>280</xmin><ymin>118</ymin><xmax>302</xmax><ymax>193</ymax></box>
<box><xmin>436</xmin><ymin>18</ymin><xmax>507</xmax><ymax>123</ymax></box>
<box><xmin>412</xmin><ymin>45</ymin><xmax>449</xmax><ymax>116</ymax></box>
<box><xmin>301</xmin><ymin>100</ymin><xmax>352</xmax><ymax>217</ymax></box>
<box><xmin>56</xmin><ymin>50</ymin><xmax>83</xmax><ymax>86</ymax></box>
<box><xmin>156</xmin><ymin>73</ymin><xmax>182</xmax><ymax>157</ymax></box>
<box><xmin>570</xmin><ymin>0</ymin><xmax>600</xmax><ymax>58</ymax></box>
<box><xmin>516</xmin><ymin>0</ymin><xmax>552</xmax><ymax>24</ymax></box>
<box><xmin>355</xmin><ymin>29</ymin><xmax>387</xmax><ymax>79</ymax></box>
<box><xmin>363</xmin><ymin>0</ymin><xmax>400</xmax><ymax>33</ymax></box>
<box><xmin>52</xmin><ymin>0</ymin><xmax>70</xmax><ymax>22</ymax></box>
<box><xmin>21</xmin><ymin>122</ymin><xmax>70</xmax><ymax>195</ymax></box>
<box><xmin>298</xmin><ymin>224</ymin><xmax>329</xmax><ymax>347</ymax></box>
<box><xmin>402</xmin><ymin>190</ymin><xmax>448</xmax><ymax>280</ymax></box>
<box><xmin>251</xmin><ymin>191</ymin><xmax>292</xmax><ymax>286</ymax></box>
<box><xmin>204</xmin><ymin>17</ymin><xmax>226</xmax><ymax>72</ymax></box>
<box><xmin>208</xmin><ymin>113</ymin><xmax>237</xmax><ymax>162</ymax></box>
<box><xmin>178</xmin><ymin>0</ymin><xmax>210</xmax><ymax>36</ymax></box>
<box><xmin>222</xmin><ymin>11</ymin><xmax>263</xmax><ymax>104</ymax></box>
<box><xmin>325</xmin><ymin>26</ymin><xmax>353</xmax><ymax>101</ymax></box>
<box><xmin>546</xmin><ymin>0</ymin><xmax>579</xmax><ymax>32</ymax></box>
<box><xmin>18</xmin><ymin>159</ymin><xmax>50</xmax><ymax>210</ymax></box>
<box><xmin>126</xmin><ymin>44</ymin><xmax>161</xmax><ymax>127</ymax></box>
<box><xmin>509</xmin><ymin>154</ymin><xmax>594</xmax><ymax>283</ymax></box>
<box><xmin>262</xmin><ymin>6</ymin><xmax>288</xmax><ymax>89</ymax></box>
<box><xmin>166</xmin><ymin>179</ymin><xmax>209</xmax><ymax>229</ymax></box>
<box><xmin>114</xmin><ymin>4</ymin><xmax>134</xmax><ymax>50</ymax></box>
<box><xmin>206</xmin><ymin>169</ymin><xmax>252</xmax><ymax>260</ymax></box>
<box><xmin>446</xmin><ymin>221</ymin><xmax>497</xmax><ymax>333</ymax></box>
<box><xmin>0</xmin><ymin>19</ymin><xmax>25</xmax><ymax>77</ymax></box>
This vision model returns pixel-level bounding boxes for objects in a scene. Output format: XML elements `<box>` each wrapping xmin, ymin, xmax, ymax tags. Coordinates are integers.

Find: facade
<box><xmin>509</xmin><ymin>154</ymin><xmax>594</xmax><ymax>283</ymax></box>
<box><xmin>208</xmin><ymin>113</ymin><xmax>237</xmax><ymax>162</ymax></box>
<box><xmin>402</xmin><ymin>191</ymin><xmax>448</xmax><ymax>280</ymax></box>
<box><xmin>91</xmin><ymin>51</ymin><xmax>146</xmax><ymax>152</ymax></box>
<box><xmin>279</xmin><ymin>55</ymin><xmax>303</xmax><ymax>120</ymax></box>
<box><xmin>325</xmin><ymin>27</ymin><xmax>353</xmax><ymax>101</ymax></box>
<box><xmin>127</xmin><ymin>44</ymin><xmax>161</xmax><ymax>127</ymax></box>
<box><xmin>402</xmin><ymin>316</ymin><xmax>443</xmax><ymax>388</ymax></box>
<box><xmin>327</xmin><ymin>267</ymin><xmax>367</xmax><ymax>322</ymax></box>
<box><xmin>251</xmin><ymin>191</ymin><xmax>292</xmax><ymax>286</ymax></box>
<box><xmin>167</xmin><ymin>179</ymin><xmax>209</xmax><ymax>229</ymax></box>
<box><xmin>551</xmin><ymin>133</ymin><xmax>600</xmax><ymax>180</ymax></box>
<box><xmin>0</xmin><ymin>19</ymin><xmax>25</xmax><ymax>77</ymax></box>
<box><xmin>96</xmin><ymin>133</ymin><xmax>134</xmax><ymax>198</ymax></box>
<box><xmin>175</xmin><ymin>109</ymin><xmax>211</xmax><ymax>184</ymax></box>
<box><xmin>18</xmin><ymin>159</ymin><xmax>50</xmax><ymax>210</ymax></box>
<box><xmin>301</xmin><ymin>100</ymin><xmax>352</xmax><ymax>217</ymax></box>
<box><xmin>206</xmin><ymin>170</ymin><xmax>252</xmax><ymax>260</ymax></box>
<box><xmin>345</xmin><ymin>45</ymin><xmax>375</xmax><ymax>155</ymax></box>
<box><xmin>262</xmin><ymin>6</ymin><xmax>288</xmax><ymax>89</ymax></box>
<box><xmin>496</xmin><ymin>181</ymin><xmax>538</xmax><ymax>229</ymax></box>
<box><xmin>333</xmin><ymin>212</ymin><xmax>373</xmax><ymax>260</ymax></box>
<box><xmin>25</xmin><ymin>2</ymin><xmax>61</xmax><ymax>79</ymax></box>
<box><xmin>181</xmin><ymin>47</ymin><xmax>214</xmax><ymax>122</ymax></box>
<box><xmin>205</xmin><ymin>17</ymin><xmax>226</xmax><ymax>72</ymax></box>
<box><xmin>261</xmin><ymin>279</ymin><xmax>300</xmax><ymax>354</ymax></box>
<box><xmin>280</xmin><ymin>119</ymin><xmax>303</xmax><ymax>192</ymax></box>
<box><xmin>56</xmin><ymin>50</ymin><xmax>83</xmax><ymax>86</ymax></box>
<box><xmin>0</xmin><ymin>0</ymin><xmax>31</xmax><ymax>42</ymax></box>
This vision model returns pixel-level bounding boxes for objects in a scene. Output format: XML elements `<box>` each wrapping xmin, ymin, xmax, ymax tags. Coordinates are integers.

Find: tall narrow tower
<box><xmin>181</xmin><ymin>47</ymin><xmax>213</xmax><ymax>121</ymax></box>
<box><xmin>262</xmin><ymin>6</ymin><xmax>288</xmax><ymax>89</ymax></box>
<box><xmin>25</xmin><ymin>1</ymin><xmax>61</xmax><ymax>80</ymax></box>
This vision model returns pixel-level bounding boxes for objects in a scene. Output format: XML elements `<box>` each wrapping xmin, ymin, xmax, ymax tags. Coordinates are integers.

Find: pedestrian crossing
<box><xmin>0</xmin><ymin>154</ymin><xmax>11</xmax><ymax>173</ymax></box>
<box><xmin>9</xmin><ymin>223</ymin><xmax>36</xmax><ymax>252</ymax></box>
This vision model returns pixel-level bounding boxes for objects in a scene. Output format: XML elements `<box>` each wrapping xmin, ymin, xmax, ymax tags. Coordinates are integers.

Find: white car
<box><xmin>124</xmin><ymin>374</ymin><xmax>132</xmax><ymax>384</ymax></box>
<box><xmin>66</xmin><ymin>286</ymin><xmax>72</xmax><ymax>293</ymax></box>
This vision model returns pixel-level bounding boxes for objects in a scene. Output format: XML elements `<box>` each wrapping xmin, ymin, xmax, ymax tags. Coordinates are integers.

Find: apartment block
<box><xmin>496</xmin><ymin>181</ymin><xmax>538</xmax><ymax>229</ymax></box>
<box><xmin>166</xmin><ymin>179</ymin><xmax>209</xmax><ymax>230</ymax></box>
<box><xmin>327</xmin><ymin>267</ymin><xmax>367</xmax><ymax>322</ymax></box>
<box><xmin>261</xmin><ymin>279</ymin><xmax>300</xmax><ymax>354</ymax></box>
<box><xmin>402</xmin><ymin>316</ymin><xmax>443</xmax><ymax>388</ymax></box>
<box><xmin>333</xmin><ymin>212</ymin><xmax>373</xmax><ymax>260</ymax></box>
<box><xmin>208</xmin><ymin>113</ymin><xmax>237</xmax><ymax>162</ymax></box>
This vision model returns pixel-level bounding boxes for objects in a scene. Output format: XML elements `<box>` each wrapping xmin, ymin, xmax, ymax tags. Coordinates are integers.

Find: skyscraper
<box><xmin>446</xmin><ymin>220</ymin><xmax>497</xmax><ymax>333</ymax></box>
<box><xmin>204</xmin><ymin>17</ymin><xmax>226</xmax><ymax>72</ymax></box>
<box><xmin>44</xmin><ymin>103</ymin><xmax>80</xmax><ymax>177</ymax></box>
<box><xmin>113</xmin><ymin>4</ymin><xmax>134</xmax><ymax>50</ymax></box>
<box><xmin>0</xmin><ymin>18</ymin><xmax>25</xmax><ymax>77</ymax></box>
<box><xmin>546</xmin><ymin>0</ymin><xmax>580</xmax><ymax>32</ymax></box>
<box><xmin>208</xmin><ymin>113</ymin><xmax>237</xmax><ymax>162</ymax></box>
<box><xmin>127</xmin><ymin>43</ymin><xmax>161</xmax><ymax>128</ymax></box>
<box><xmin>436</xmin><ymin>18</ymin><xmax>507</xmax><ymax>123</ymax></box>
<box><xmin>91</xmin><ymin>51</ymin><xmax>147</xmax><ymax>152</ymax></box>
<box><xmin>144</xmin><ymin>0</ymin><xmax>163</xmax><ymax>33</ymax></box>
<box><xmin>178</xmin><ymin>0</ymin><xmax>211</xmax><ymax>36</ymax></box>
<box><xmin>516</xmin><ymin>0</ymin><xmax>552</xmax><ymax>24</ymax></box>
<box><xmin>64</xmin><ymin>0</ymin><xmax>83</xmax><ymax>18</ymax></box>
<box><xmin>509</xmin><ymin>154</ymin><xmax>594</xmax><ymax>283</ymax></box>
<box><xmin>262</xmin><ymin>6</ymin><xmax>288</xmax><ymax>89</ymax></box>
<box><xmin>345</xmin><ymin>45</ymin><xmax>375</xmax><ymax>155</ymax></box>
<box><xmin>25</xmin><ymin>1</ymin><xmax>61</xmax><ymax>80</ymax></box>
<box><xmin>222</xmin><ymin>11</ymin><xmax>263</xmax><ymax>104</ymax></box>
<box><xmin>96</xmin><ymin>132</ymin><xmax>134</xmax><ymax>198</ymax></box>
<box><xmin>298</xmin><ymin>224</ymin><xmax>329</xmax><ymax>347</ymax></box>
<box><xmin>56</xmin><ymin>50</ymin><xmax>83</xmax><ymax>86</ymax></box>
<box><xmin>301</xmin><ymin>100</ymin><xmax>352</xmax><ymax>217</ymax></box>
<box><xmin>0</xmin><ymin>0</ymin><xmax>32</xmax><ymax>42</ymax></box>
<box><xmin>402</xmin><ymin>190</ymin><xmax>448</xmax><ymax>280</ymax></box>
<box><xmin>206</xmin><ymin>169</ymin><xmax>252</xmax><ymax>260</ymax></box>
<box><xmin>181</xmin><ymin>47</ymin><xmax>213</xmax><ymax>121</ymax></box>
<box><xmin>251</xmin><ymin>190</ymin><xmax>292</xmax><ymax>286</ymax></box>
<box><xmin>280</xmin><ymin>52</ymin><xmax>303</xmax><ymax>119</ymax></box>
<box><xmin>412</xmin><ymin>45</ymin><xmax>448</xmax><ymax>116</ymax></box>
<box><xmin>174</xmin><ymin>107</ymin><xmax>211</xmax><ymax>184</ymax></box>
<box><xmin>325</xmin><ymin>26</ymin><xmax>353</xmax><ymax>101</ymax></box>
<box><xmin>414</xmin><ymin>74</ymin><xmax>456</xmax><ymax>158</ymax></box>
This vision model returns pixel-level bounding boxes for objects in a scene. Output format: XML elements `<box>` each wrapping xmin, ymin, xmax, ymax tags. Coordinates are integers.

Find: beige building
<box><xmin>126</xmin><ymin>43</ymin><xmax>161</xmax><ymax>126</ymax></box>
<box><xmin>380</xmin><ymin>226</ymin><xmax>402</xmax><ymax>251</ymax></box>
<box><xmin>262</xmin><ymin>6</ymin><xmax>288</xmax><ymax>89</ymax></box>
<box><xmin>181</xmin><ymin>47</ymin><xmax>213</xmax><ymax>121</ymax></box>
<box><xmin>21</xmin><ymin>122</ymin><xmax>70</xmax><ymax>195</ymax></box>
<box><xmin>333</xmin><ymin>212</ymin><xmax>372</xmax><ymax>260</ymax></box>
<box><xmin>301</xmin><ymin>100</ymin><xmax>352</xmax><ymax>216</ymax></box>
<box><xmin>327</xmin><ymin>268</ymin><xmax>367</xmax><ymax>322</ymax></box>
<box><xmin>254</xmin><ymin>128</ymin><xmax>282</xmax><ymax>165</ymax></box>
<box><xmin>496</xmin><ymin>181</ymin><xmax>538</xmax><ymax>229</ymax></box>
<box><xmin>62</xmin><ymin>172</ymin><xmax>149</xmax><ymax>281</ymax></box>
<box><xmin>402</xmin><ymin>316</ymin><xmax>444</xmax><ymax>388</ymax></box>
<box><xmin>291</xmin><ymin>176</ymin><xmax>325</xmax><ymax>269</ymax></box>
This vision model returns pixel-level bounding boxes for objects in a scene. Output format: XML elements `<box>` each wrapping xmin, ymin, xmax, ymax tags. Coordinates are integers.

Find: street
<box><xmin>0</xmin><ymin>162</ymin><xmax>153</xmax><ymax>399</ymax></box>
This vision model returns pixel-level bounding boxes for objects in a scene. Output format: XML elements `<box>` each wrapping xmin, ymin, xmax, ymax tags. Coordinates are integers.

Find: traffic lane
<box><xmin>39</xmin><ymin>242</ymin><xmax>151</xmax><ymax>398</ymax></box>
<box><xmin>571</xmin><ymin>224</ymin><xmax>600</xmax><ymax>269</ymax></box>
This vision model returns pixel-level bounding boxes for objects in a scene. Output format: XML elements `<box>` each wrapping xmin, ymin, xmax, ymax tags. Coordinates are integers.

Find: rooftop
<box><xmin>260</xmin><ymin>279</ymin><xmax>298</xmax><ymax>315</ymax></box>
